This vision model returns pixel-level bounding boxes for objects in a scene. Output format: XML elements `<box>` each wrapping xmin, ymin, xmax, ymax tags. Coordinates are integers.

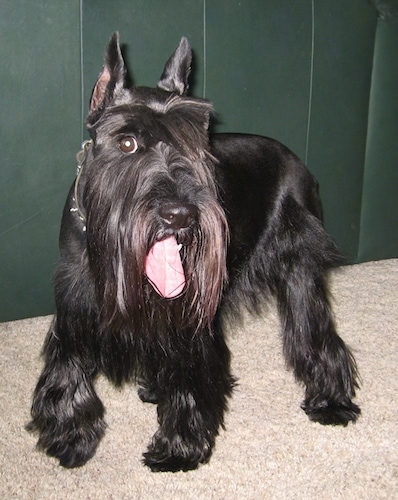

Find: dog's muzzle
<box><xmin>144</xmin><ymin>202</ymin><xmax>198</xmax><ymax>299</ymax></box>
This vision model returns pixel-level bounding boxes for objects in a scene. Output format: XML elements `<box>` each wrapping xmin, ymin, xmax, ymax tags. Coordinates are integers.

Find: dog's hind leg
<box><xmin>270</xmin><ymin>196</ymin><xmax>360</xmax><ymax>425</ymax></box>
<box><xmin>27</xmin><ymin>316</ymin><xmax>106</xmax><ymax>468</ymax></box>
<box><xmin>142</xmin><ymin>330</ymin><xmax>234</xmax><ymax>472</ymax></box>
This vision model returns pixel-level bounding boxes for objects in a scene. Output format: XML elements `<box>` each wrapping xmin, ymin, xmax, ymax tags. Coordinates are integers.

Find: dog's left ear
<box><xmin>88</xmin><ymin>32</ymin><xmax>127</xmax><ymax>117</ymax></box>
<box><xmin>158</xmin><ymin>37</ymin><xmax>192</xmax><ymax>95</ymax></box>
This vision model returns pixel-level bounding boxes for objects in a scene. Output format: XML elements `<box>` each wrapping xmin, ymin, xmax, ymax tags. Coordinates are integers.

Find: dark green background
<box><xmin>1</xmin><ymin>0</ymin><xmax>397</xmax><ymax>321</ymax></box>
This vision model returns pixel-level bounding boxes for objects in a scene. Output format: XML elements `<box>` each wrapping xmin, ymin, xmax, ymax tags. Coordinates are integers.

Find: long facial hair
<box><xmin>84</xmin><ymin>108</ymin><xmax>229</xmax><ymax>338</ymax></box>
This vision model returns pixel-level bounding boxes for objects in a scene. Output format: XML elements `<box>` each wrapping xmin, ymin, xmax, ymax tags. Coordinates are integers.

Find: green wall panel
<box><xmin>2</xmin><ymin>0</ymin><xmax>397</xmax><ymax>322</ymax></box>
<box><xmin>359</xmin><ymin>19</ymin><xmax>398</xmax><ymax>261</ymax></box>
<box><xmin>0</xmin><ymin>0</ymin><xmax>82</xmax><ymax>321</ymax></box>
<box><xmin>305</xmin><ymin>0</ymin><xmax>377</xmax><ymax>260</ymax></box>
<box><xmin>205</xmin><ymin>0</ymin><xmax>313</xmax><ymax>159</ymax></box>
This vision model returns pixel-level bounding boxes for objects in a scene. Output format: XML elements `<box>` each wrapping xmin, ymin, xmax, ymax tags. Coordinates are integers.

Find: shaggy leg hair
<box><xmin>213</xmin><ymin>132</ymin><xmax>360</xmax><ymax>425</ymax></box>
<box><xmin>27</xmin><ymin>33</ymin><xmax>359</xmax><ymax>472</ymax></box>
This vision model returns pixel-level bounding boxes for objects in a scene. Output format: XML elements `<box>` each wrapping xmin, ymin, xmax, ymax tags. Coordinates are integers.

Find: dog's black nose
<box><xmin>159</xmin><ymin>202</ymin><xmax>198</xmax><ymax>230</ymax></box>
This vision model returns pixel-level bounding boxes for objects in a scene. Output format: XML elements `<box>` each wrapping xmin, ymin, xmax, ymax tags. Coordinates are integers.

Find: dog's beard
<box><xmin>84</xmin><ymin>152</ymin><xmax>229</xmax><ymax>336</ymax></box>
<box><xmin>178</xmin><ymin>197</ymin><xmax>229</xmax><ymax>330</ymax></box>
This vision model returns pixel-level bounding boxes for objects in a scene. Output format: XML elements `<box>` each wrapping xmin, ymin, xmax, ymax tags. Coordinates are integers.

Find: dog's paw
<box><xmin>45</xmin><ymin>438</ymin><xmax>99</xmax><ymax>468</ymax></box>
<box><xmin>143</xmin><ymin>451</ymin><xmax>200</xmax><ymax>472</ymax></box>
<box><xmin>143</xmin><ymin>435</ymin><xmax>211</xmax><ymax>472</ymax></box>
<box><xmin>29</xmin><ymin>419</ymin><xmax>106</xmax><ymax>468</ymax></box>
<box><xmin>302</xmin><ymin>399</ymin><xmax>361</xmax><ymax>426</ymax></box>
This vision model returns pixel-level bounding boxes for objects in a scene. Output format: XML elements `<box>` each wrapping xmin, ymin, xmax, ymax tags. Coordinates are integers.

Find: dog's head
<box><xmin>81</xmin><ymin>34</ymin><xmax>228</xmax><ymax>333</ymax></box>
<box><xmin>87</xmin><ymin>34</ymin><xmax>213</xmax><ymax>160</ymax></box>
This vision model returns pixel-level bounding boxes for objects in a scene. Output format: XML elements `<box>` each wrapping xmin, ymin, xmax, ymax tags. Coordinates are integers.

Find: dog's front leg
<box><xmin>143</xmin><ymin>331</ymin><xmax>234</xmax><ymax>472</ymax></box>
<box><xmin>27</xmin><ymin>317</ymin><xmax>106</xmax><ymax>468</ymax></box>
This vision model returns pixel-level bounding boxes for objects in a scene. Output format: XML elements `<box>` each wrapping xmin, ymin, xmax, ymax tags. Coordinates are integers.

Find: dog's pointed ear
<box><xmin>89</xmin><ymin>32</ymin><xmax>127</xmax><ymax>115</ymax></box>
<box><xmin>158</xmin><ymin>37</ymin><xmax>192</xmax><ymax>95</ymax></box>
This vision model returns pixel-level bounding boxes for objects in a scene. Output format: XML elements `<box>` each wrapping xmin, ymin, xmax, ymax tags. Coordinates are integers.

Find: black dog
<box><xmin>28</xmin><ymin>34</ymin><xmax>360</xmax><ymax>472</ymax></box>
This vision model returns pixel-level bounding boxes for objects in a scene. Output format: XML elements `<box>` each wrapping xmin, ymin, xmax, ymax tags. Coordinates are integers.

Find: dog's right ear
<box><xmin>88</xmin><ymin>32</ymin><xmax>127</xmax><ymax>117</ymax></box>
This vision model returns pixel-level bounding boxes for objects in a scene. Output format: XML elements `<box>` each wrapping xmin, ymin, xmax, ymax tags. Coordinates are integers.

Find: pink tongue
<box><xmin>145</xmin><ymin>236</ymin><xmax>186</xmax><ymax>298</ymax></box>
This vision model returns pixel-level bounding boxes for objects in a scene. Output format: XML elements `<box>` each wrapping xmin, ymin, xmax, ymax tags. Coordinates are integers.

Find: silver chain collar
<box><xmin>69</xmin><ymin>140</ymin><xmax>92</xmax><ymax>232</ymax></box>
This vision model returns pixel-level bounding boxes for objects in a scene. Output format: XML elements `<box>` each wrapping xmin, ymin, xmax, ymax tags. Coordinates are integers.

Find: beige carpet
<box><xmin>1</xmin><ymin>260</ymin><xmax>397</xmax><ymax>499</ymax></box>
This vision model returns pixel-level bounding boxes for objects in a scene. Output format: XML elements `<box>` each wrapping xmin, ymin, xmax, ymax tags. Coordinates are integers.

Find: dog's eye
<box><xmin>119</xmin><ymin>136</ymin><xmax>138</xmax><ymax>154</ymax></box>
